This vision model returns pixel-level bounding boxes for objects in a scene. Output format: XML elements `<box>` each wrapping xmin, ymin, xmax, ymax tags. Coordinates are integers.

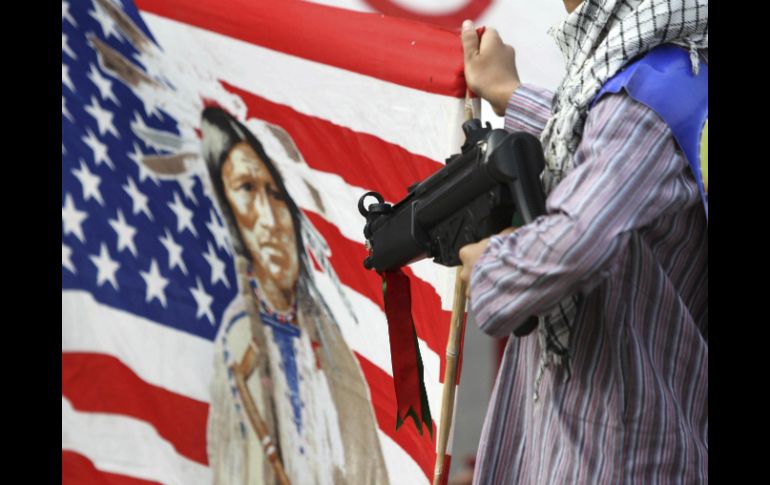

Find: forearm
<box><xmin>471</xmin><ymin>93</ymin><xmax>696</xmax><ymax>336</ymax></box>
<box><xmin>471</xmin><ymin>212</ymin><xmax>619</xmax><ymax>336</ymax></box>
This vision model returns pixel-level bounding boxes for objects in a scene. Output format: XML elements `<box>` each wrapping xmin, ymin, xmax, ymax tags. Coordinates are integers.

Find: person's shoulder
<box><xmin>585</xmin><ymin>89</ymin><xmax>662</xmax><ymax>128</ymax></box>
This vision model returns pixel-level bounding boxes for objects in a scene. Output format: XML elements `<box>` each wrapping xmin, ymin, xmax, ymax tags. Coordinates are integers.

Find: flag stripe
<box><xmin>135</xmin><ymin>0</ymin><xmax>467</xmax><ymax>97</ymax></box>
<box><xmin>357</xmin><ymin>354</ymin><xmax>437</xmax><ymax>481</ymax></box>
<box><xmin>138</xmin><ymin>12</ymin><xmax>466</xmax><ymax>162</ymax></box>
<box><xmin>377</xmin><ymin>431</ymin><xmax>430</xmax><ymax>485</ymax></box>
<box><xmin>62</xmin><ymin>451</ymin><xmax>162</xmax><ymax>485</ymax></box>
<box><xmin>62</xmin><ymin>352</ymin><xmax>209</xmax><ymax>466</ymax></box>
<box><xmin>62</xmin><ymin>397</ymin><xmax>212</xmax><ymax>485</ymax></box>
<box><xmin>221</xmin><ymin>81</ymin><xmax>444</xmax><ymax>206</ymax></box>
<box><xmin>62</xmin><ymin>290</ymin><xmax>215</xmax><ymax>402</ymax></box>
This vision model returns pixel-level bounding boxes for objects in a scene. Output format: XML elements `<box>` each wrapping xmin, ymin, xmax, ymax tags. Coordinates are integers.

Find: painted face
<box><xmin>221</xmin><ymin>141</ymin><xmax>299</xmax><ymax>292</ymax></box>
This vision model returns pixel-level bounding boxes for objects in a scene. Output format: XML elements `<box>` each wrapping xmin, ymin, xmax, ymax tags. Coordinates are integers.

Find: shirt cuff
<box><xmin>503</xmin><ymin>84</ymin><xmax>554</xmax><ymax>137</ymax></box>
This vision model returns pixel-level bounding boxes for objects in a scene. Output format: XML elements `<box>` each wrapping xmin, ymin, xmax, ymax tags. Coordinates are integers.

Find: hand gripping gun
<box><xmin>358</xmin><ymin>119</ymin><xmax>549</xmax><ymax>336</ymax></box>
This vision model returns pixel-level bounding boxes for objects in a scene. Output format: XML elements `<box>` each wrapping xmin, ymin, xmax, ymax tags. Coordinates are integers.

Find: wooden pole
<box><xmin>432</xmin><ymin>267</ymin><xmax>468</xmax><ymax>485</ymax></box>
<box><xmin>231</xmin><ymin>359</ymin><xmax>292</xmax><ymax>485</ymax></box>
<box><xmin>433</xmin><ymin>93</ymin><xmax>477</xmax><ymax>485</ymax></box>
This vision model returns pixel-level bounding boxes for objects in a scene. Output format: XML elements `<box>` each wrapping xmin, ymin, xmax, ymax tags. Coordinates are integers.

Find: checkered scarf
<box><xmin>533</xmin><ymin>0</ymin><xmax>708</xmax><ymax>381</ymax></box>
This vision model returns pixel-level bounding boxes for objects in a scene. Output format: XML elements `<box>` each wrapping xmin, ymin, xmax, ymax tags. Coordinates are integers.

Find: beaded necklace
<box><xmin>247</xmin><ymin>266</ymin><xmax>299</xmax><ymax>336</ymax></box>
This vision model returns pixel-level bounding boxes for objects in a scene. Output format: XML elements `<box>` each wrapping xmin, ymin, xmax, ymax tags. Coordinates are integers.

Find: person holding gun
<box><xmin>457</xmin><ymin>1</ymin><xmax>708</xmax><ymax>483</ymax></box>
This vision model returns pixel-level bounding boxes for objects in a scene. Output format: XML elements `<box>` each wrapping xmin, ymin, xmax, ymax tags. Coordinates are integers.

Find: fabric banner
<box><xmin>62</xmin><ymin>0</ymin><xmax>467</xmax><ymax>483</ymax></box>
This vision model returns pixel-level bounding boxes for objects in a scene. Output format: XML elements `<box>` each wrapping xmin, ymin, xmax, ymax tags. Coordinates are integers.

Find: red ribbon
<box><xmin>381</xmin><ymin>269</ymin><xmax>431</xmax><ymax>433</ymax></box>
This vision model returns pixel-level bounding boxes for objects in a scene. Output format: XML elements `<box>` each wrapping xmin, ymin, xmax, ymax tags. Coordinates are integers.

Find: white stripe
<box><xmin>62</xmin><ymin>290</ymin><xmax>214</xmax><ymax>402</ymax></box>
<box><xmin>62</xmin><ymin>396</ymin><xmax>211</xmax><ymax>485</ymax></box>
<box><xmin>378</xmin><ymin>429</ymin><xmax>431</xmax><ymax>485</ymax></box>
<box><xmin>140</xmin><ymin>13</ymin><xmax>466</xmax><ymax>163</ymax></box>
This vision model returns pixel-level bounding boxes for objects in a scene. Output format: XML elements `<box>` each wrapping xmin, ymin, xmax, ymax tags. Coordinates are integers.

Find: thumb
<box><xmin>460</xmin><ymin>19</ymin><xmax>479</xmax><ymax>61</ymax></box>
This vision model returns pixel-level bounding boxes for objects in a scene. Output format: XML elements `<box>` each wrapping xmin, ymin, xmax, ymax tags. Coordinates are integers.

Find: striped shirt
<box><xmin>470</xmin><ymin>84</ymin><xmax>708</xmax><ymax>484</ymax></box>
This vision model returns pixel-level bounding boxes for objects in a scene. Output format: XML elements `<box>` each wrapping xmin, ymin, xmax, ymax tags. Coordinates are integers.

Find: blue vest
<box><xmin>590</xmin><ymin>45</ymin><xmax>708</xmax><ymax>221</ymax></box>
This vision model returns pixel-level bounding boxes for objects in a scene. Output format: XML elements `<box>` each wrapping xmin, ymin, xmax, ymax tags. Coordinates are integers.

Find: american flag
<box><xmin>62</xmin><ymin>0</ymin><xmax>237</xmax><ymax>482</ymax></box>
<box><xmin>62</xmin><ymin>0</ymin><xmax>469</xmax><ymax>483</ymax></box>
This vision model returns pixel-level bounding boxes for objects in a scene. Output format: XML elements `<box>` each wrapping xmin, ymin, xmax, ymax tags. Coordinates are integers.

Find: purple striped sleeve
<box><xmin>503</xmin><ymin>84</ymin><xmax>554</xmax><ymax>136</ymax></box>
<box><xmin>470</xmin><ymin>92</ymin><xmax>699</xmax><ymax>336</ymax></box>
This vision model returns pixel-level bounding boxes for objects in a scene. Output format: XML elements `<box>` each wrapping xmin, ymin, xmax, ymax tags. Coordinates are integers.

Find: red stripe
<box><xmin>220</xmin><ymin>82</ymin><xmax>443</xmax><ymax>205</ymax></box>
<box><xmin>304</xmin><ymin>210</ymin><xmax>451</xmax><ymax>376</ymax></box>
<box><xmin>62</xmin><ymin>450</ymin><xmax>161</xmax><ymax>485</ymax></box>
<box><xmin>61</xmin><ymin>352</ymin><xmax>209</xmax><ymax>466</ymax></box>
<box><xmin>135</xmin><ymin>0</ymin><xmax>467</xmax><ymax>97</ymax></box>
<box><xmin>355</xmin><ymin>353</ymin><xmax>438</xmax><ymax>481</ymax></box>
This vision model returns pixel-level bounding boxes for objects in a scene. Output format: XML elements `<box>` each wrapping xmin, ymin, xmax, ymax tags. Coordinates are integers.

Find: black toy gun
<box><xmin>358</xmin><ymin>119</ymin><xmax>549</xmax><ymax>336</ymax></box>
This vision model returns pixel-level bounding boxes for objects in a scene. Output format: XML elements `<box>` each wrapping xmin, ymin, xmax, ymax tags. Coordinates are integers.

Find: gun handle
<box><xmin>508</xmin><ymin>153</ymin><xmax>547</xmax><ymax>225</ymax></box>
<box><xmin>488</xmin><ymin>132</ymin><xmax>548</xmax><ymax>225</ymax></box>
<box><xmin>507</xmin><ymin>135</ymin><xmax>546</xmax><ymax>336</ymax></box>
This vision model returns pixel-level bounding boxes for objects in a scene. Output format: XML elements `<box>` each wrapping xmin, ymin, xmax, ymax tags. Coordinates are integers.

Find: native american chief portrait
<box><xmin>201</xmin><ymin>107</ymin><xmax>388</xmax><ymax>485</ymax></box>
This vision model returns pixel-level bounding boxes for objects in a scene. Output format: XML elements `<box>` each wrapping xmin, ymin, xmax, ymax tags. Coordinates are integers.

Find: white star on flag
<box><xmin>90</xmin><ymin>243</ymin><xmax>120</xmax><ymax>290</ymax></box>
<box><xmin>87</xmin><ymin>64</ymin><xmax>120</xmax><ymax>106</ymax></box>
<box><xmin>127</xmin><ymin>143</ymin><xmax>159</xmax><ymax>185</ymax></box>
<box><xmin>168</xmin><ymin>192</ymin><xmax>197</xmax><ymax>236</ymax></box>
<box><xmin>203</xmin><ymin>242</ymin><xmax>229</xmax><ymax>288</ymax></box>
<box><xmin>179</xmin><ymin>175</ymin><xmax>198</xmax><ymax>205</ymax></box>
<box><xmin>123</xmin><ymin>177</ymin><xmax>154</xmax><ymax>221</ymax></box>
<box><xmin>89</xmin><ymin>1</ymin><xmax>120</xmax><ymax>40</ymax></box>
<box><xmin>85</xmin><ymin>96</ymin><xmax>119</xmax><ymax>139</ymax></box>
<box><xmin>72</xmin><ymin>159</ymin><xmax>104</xmax><ymax>205</ymax></box>
<box><xmin>160</xmin><ymin>228</ymin><xmax>188</xmax><ymax>275</ymax></box>
<box><xmin>62</xmin><ymin>243</ymin><xmax>76</xmax><ymax>274</ymax></box>
<box><xmin>62</xmin><ymin>33</ymin><xmax>77</xmax><ymax>60</ymax></box>
<box><xmin>62</xmin><ymin>194</ymin><xmax>88</xmax><ymax>243</ymax></box>
<box><xmin>190</xmin><ymin>277</ymin><xmax>214</xmax><ymax>324</ymax></box>
<box><xmin>82</xmin><ymin>128</ymin><xmax>113</xmax><ymax>169</ymax></box>
<box><xmin>62</xmin><ymin>1</ymin><xmax>77</xmax><ymax>27</ymax></box>
<box><xmin>133</xmin><ymin>85</ymin><xmax>164</xmax><ymax>121</ymax></box>
<box><xmin>206</xmin><ymin>209</ymin><xmax>232</xmax><ymax>255</ymax></box>
<box><xmin>62</xmin><ymin>63</ymin><xmax>75</xmax><ymax>92</ymax></box>
<box><xmin>109</xmin><ymin>209</ymin><xmax>138</xmax><ymax>257</ymax></box>
<box><xmin>140</xmin><ymin>259</ymin><xmax>170</xmax><ymax>307</ymax></box>
<box><xmin>63</xmin><ymin>96</ymin><xmax>74</xmax><ymax>123</ymax></box>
